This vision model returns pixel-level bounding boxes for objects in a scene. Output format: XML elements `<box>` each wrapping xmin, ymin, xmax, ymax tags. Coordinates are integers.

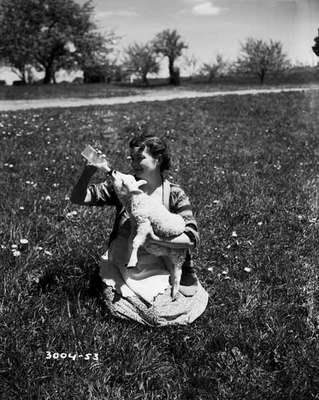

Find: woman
<box><xmin>71</xmin><ymin>134</ymin><xmax>208</xmax><ymax>326</ymax></box>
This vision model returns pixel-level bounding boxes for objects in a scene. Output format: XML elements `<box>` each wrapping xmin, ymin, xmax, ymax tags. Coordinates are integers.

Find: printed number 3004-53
<box><xmin>46</xmin><ymin>352</ymin><xmax>99</xmax><ymax>361</ymax></box>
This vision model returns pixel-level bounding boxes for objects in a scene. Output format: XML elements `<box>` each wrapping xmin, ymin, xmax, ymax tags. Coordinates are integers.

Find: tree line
<box><xmin>0</xmin><ymin>0</ymin><xmax>316</xmax><ymax>86</ymax></box>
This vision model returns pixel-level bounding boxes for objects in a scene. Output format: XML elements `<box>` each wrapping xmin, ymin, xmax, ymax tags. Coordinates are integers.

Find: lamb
<box><xmin>109</xmin><ymin>170</ymin><xmax>187</xmax><ymax>299</ymax></box>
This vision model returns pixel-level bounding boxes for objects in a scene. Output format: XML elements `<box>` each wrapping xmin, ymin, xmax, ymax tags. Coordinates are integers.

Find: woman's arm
<box><xmin>71</xmin><ymin>164</ymin><xmax>118</xmax><ymax>207</ymax></box>
<box><xmin>70</xmin><ymin>165</ymin><xmax>97</xmax><ymax>205</ymax></box>
<box><xmin>147</xmin><ymin>233</ymin><xmax>194</xmax><ymax>249</ymax></box>
<box><xmin>146</xmin><ymin>184</ymin><xmax>199</xmax><ymax>250</ymax></box>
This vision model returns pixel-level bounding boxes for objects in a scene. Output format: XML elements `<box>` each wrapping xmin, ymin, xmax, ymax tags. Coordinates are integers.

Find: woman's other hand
<box><xmin>146</xmin><ymin>233</ymin><xmax>194</xmax><ymax>249</ymax></box>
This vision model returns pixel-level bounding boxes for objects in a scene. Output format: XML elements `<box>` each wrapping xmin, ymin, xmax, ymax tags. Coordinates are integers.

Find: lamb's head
<box><xmin>110</xmin><ymin>170</ymin><xmax>147</xmax><ymax>199</ymax></box>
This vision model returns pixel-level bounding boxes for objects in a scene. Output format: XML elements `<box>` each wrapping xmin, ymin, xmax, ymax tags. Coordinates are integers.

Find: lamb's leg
<box><xmin>126</xmin><ymin>221</ymin><xmax>152</xmax><ymax>268</ymax></box>
<box><xmin>161</xmin><ymin>255</ymin><xmax>182</xmax><ymax>301</ymax></box>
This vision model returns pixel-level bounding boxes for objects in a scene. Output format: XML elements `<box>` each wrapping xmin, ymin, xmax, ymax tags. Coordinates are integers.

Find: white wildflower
<box><xmin>66</xmin><ymin>211</ymin><xmax>78</xmax><ymax>218</ymax></box>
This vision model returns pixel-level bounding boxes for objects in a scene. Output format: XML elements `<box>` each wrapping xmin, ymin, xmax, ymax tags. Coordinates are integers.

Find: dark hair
<box><xmin>129</xmin><ymin>134</ymin><xmax>171</xmax><ymax>172</ymax></box>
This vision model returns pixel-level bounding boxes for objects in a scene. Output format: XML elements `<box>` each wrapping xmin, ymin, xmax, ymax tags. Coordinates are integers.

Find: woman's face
<box><xmin>130</xmin><ymin>145</ymin><xmax>161</xmax><ymax>177</ymax></box>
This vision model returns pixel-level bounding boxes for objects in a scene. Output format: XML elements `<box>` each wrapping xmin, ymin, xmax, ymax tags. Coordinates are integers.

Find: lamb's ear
<box><xmin>136</xmin><ymin>179</ymin><xmax>147</xmax><ymax>188</ymax></box>
<box><xmin>130</xmin><ymin>188</ymin><xmax>143</xmax><ymax>194</ymax></box>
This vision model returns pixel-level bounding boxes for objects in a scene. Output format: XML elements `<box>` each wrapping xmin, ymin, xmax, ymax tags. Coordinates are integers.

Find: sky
<box><xmin>1</xmin><ymin>0</ymin><xmax>319</xmax><ymax>83</ymax></box>
<box><xmin>89</xmin><ymin>0</ymin><xmax>319</xmax><ymax>66</ymax></box>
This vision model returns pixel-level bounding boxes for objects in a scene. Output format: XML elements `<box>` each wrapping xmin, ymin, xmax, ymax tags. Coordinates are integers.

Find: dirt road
<box><xmin>0</xmin><ymin>87</ymin><xmax>317</xmax><ymax>111</ymax></box>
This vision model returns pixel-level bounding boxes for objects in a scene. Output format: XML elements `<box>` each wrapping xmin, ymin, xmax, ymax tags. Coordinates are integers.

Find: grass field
<box><xmin>1</xmin><ymin>91</ymin><xmax>319</xmax><ymax>399</ymax></box>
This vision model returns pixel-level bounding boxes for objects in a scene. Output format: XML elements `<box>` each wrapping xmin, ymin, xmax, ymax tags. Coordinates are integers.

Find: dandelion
<box><xmin>257</xmin><ymin>221</ymin><xmax>263</xmax><ymax>226</ymax></box>
<box><xmin>64</xmin><ymin>195</ymin><xmax>70</xmax><ymax>201</ymax></box>
<box><xmin>244</xmin><ymin>267</ymin><xmax>252</xmax><ymax>273</ymax></box>
<box><xmin>1</xmin><ymin>245</ymin><xmax>6</xmax><ymax>250</ymax></box>
<box><xmin>12</xmin><ymin>250</ymin><xmax>21</xmax><ymax>257</ymax></box>
<box><xmin>207</xmin><ymin>267</ymin><xmax>213</xmax><ymax>272</ymax></box>
<box><xmin>9</xmin><ymin>164</ymin><xmax>13</xmax><ymax>168</ymax></box>
<box><xmin>66</xmin><ymin>211</ymin><xmax>78</xmax><ymax>218</ymax></box>
<box><xmin>20</xmin><ymin>238</ymin><xmax>29</xmax><ymax>250</ymax></box>
<box><xmin>45</xmin><ymin>195</ymin><xmax>51</xmax><ymax>201</ymax></box>
<box><xmin>231</xmin><ymin>231</ymin><xmax>238</xmax><ymax>237</ymax></box>
<box><xmin>11</xmin><ymin>244</ymin><xmax>18</xmax><ymax>249</ymax></box>
<box><xmin>222</xmin><ymin>269</ymin><xmax>229</xmax><ymax>275</ymax></box>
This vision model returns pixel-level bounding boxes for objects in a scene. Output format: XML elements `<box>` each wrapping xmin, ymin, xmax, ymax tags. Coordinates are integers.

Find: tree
<box><xmin>236</xmin><ymin>38</ymin><xmax>290</xmax><ymax>84</ymax></box>
<box><xmin>123</xmin><ymin>42</ymin><xmax>160</xmax><ymax>85</ymax></box>
<box><xmin>312</xmin><ymin>29</ymin><xmax>319</xmax><ymax>57</ymax></box>
<box><xmin>182</xmin><ymin>53</ymin><xmax>200</xmax><ymax>79</ymax></box>
<box><xmin>0</xmin><ymin>0</ymin><xmax>115</xmax><ymax>84</ymax></box>
<box><xmin>152</xmin><ymin>29</ymin><xmax>188</xmax><ymax>85</ymax></box>
<box><xmin>200</xmin><ymin>54</ymin><xmax>228</xmax><ymax>82</ymax></box>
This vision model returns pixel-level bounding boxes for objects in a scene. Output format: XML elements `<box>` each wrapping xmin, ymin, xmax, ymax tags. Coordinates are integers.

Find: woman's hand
<box><xmin>146</xmin><ymin>233</ymin><xmax>194</xmax><ymax>249</ymax></box>
<box><xmin>82</xmin><ymin>145</ymin><xmax>111</xmax><ymax>172</ymax></box>
<box><xmin>86</xmin><ymin>151</ymin><xmax>110</xmax><ymax>172</ymax></box>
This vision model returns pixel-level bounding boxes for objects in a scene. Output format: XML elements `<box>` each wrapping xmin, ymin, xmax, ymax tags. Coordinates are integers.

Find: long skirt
<box><xmin>99</xmin><ymin>236</ymin><xmax>209</xmax><ymax>326</ymax></box>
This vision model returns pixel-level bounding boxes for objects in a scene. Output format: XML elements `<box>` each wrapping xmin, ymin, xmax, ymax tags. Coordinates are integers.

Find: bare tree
<box><xmin>200</xmin><ymin>54</ymin><xmax>228</xmax><ymax>82</ymax></box>
<box><xmin>152</xmin><ymin>29</ymin><xmax>188</xmax><ymax>85</ymax></box>
<box><xmin>182</xmin><ymin>53</ymin><xmax>199</xmax><ymax>79</ymax></box>
<box><xmin>123</xmin><ymin>42</ymin><xmax>159</xmax><ymax>85</ymax></box>
<box><xmin>236</xmin><ymin>38</ymin><xmax>290</xmax><ymax>84</ymax></box>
